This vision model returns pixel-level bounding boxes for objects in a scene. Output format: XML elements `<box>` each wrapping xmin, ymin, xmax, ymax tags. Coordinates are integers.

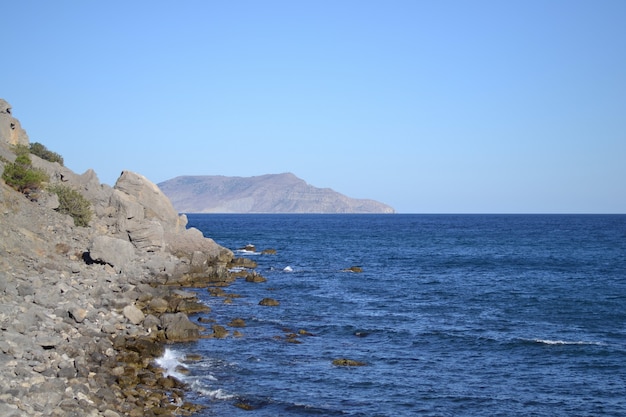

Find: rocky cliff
<box><xmin>0</xmin><ymin>99</ymin><xmax>241</xmax><ymax>416</ymax></box>
<box><xmin>0</xmin><ymin>99</ymin><xmax>29</xmax><ymax>147</ymax></box>
<box><xmin>158</xmin><ymin>173</ymin><xmax>395</xmax><ymax>214</ymax></box>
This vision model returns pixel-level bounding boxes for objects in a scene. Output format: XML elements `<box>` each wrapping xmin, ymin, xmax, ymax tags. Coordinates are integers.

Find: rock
<box><xmin>88</xmin><ymin>235</ymin><xmax>136</xmax><ymax>273</ymax></box>
<box><xmin>332</xmin><ymin>358</ymin><xmax>367</xmax><ymax>367</ymax></box>
<box><xmin>68</xmin><ymin>304</ymin><xmax>88</xmax><ymax>323</ymax></box>
<box><xmin>114</xmin><ymin>171</ymin><xmax>181</xmax><ymax>230</ymax></box>
<box><xmin>126</xmin><ymin>219</ymin><xmax>164</xmax><ymax>252</ymax></box>
<box><xmin>109</xmin><ymin>189</ymin><xmax>144</xmax><ymax>223</ymax></box>
<box><xmin>228</xmin><ymin>318</ymin><xmax>246</xmax><ymax>328</ymax></box>
<box><xmin>123</xmin><ymin>305</ymin><xmax>145</xmax><ymax>325</ymax></box>
<box><xmin>197</xmin><ymin>317</ymin><xmax>214</xmax><ymax>324</ymax></box>
<box><xmin>184</xmin><ymin>353</ymin><xmax>203</xmax><ymax>362</ymax></box>
<box><xmin>172</xmin><ymin>289</ymin><xmax>197</xmax><ymax>299</ymax></box>
<box><xmin>166</xmin><ymin>226</ymin><xmax>232</xmax><ymax>263</ymax></box>
<box><xmin>229</xmin><ymin>257</ymin><xmax>257</xmax><ymax>269</ymax></box>
<box><xmin>0</xmin><ymin>99</ymin><xmax>29</xmax><ymax>146</ymax></box>
<box><xmin>245</xmin><ymin>272</ymin><xmax>267</xmax><ymax>283</ymax></box>
<box><xmin>190</xmin><ymin>250</ymin><xmax>209</xmax><ymax>272</ymax></box>
<box><xmin>211</xmin><ymin>324</ymin><xmax>228</xmax><ymax>338</ymax></box>
<box><xmin>147</xmin><ymin>297</ymin><xmax>169</xmax><ymax>314</ymax></box>
<box><xmin>143</xmin><ymin>314</ymin><xmax>161</xmax><ymax>330</ymax></box>
<box><xmin>36</xmin><ymin>334</ymin><xmax>63</xmax><ymax>349</ymax></box>
<box><xmin>342</xmin><ymin>266</ymin><xmax>363</xmax><ymax>273</ymax></box>
<box><xmin>259</xmin><ymin>298</ymin><xmax>280</xmax><ymax>307</ymax></box>
<box><xmin>160</xmin><ymin>313</ymin><xmax>204</xmax><ymax>342</ymax></box>
<box><xmin>235</xmin><ymin>402</ymin><xmax>255</xmax><ymax>411</ymax></box>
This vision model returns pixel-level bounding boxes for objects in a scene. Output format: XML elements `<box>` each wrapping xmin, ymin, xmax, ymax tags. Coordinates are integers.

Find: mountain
<box><xmin>158</xmin><ymin>173</ymin><xmax>395</xmax><ymax>214</ymax></box>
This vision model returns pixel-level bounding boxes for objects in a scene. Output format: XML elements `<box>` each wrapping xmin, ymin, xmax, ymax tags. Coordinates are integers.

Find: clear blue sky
<box><xmin>3</xmin><ymin>1</ymin><xmax>625</xmax><ymax>213</ymax></box>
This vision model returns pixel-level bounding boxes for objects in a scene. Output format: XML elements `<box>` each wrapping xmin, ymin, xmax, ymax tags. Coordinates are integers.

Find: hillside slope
<box><xmin>158</xmin><ymin>173</ymin><xmax>395</xmax><ymax>213</ymax></box>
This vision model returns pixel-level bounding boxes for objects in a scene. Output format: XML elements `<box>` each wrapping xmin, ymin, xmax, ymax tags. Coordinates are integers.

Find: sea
<box><xmin>157</xmin><ymin>214</ymin><xmax>626</xmax><ymax>416</ymax></box>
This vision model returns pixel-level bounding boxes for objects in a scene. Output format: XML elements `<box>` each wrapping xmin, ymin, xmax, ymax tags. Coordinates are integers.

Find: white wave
<box><xmin>155</xmin><ymin>348</ymin><xmax>187</xmax><ymax>380</ymax></box>
<box><xmin>528</xmin><ymin>338</ymin><xmax>605</xmax><ymax>346</ymax></box>
<box><xmin>283</xmin><ymin>266</ymin><xmax>293</xmax><ymax>272</ymax></box>
<box><xmin>192</xmin><ymin>383</ymin><xmax>235</xmax><ymax>400</ymax></box>
<box><xmin>235</xmin><ymin>249</ymin><xmax>260</xmax><ymax>255</ymax></box>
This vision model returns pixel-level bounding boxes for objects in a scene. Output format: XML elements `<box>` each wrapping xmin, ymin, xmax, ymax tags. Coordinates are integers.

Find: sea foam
<box><xmin>529</xmin><ymin>338</ymin><xmax>605</xmax><ymax>346</ymax></box>
<box><xmin>155</xmin><ymin>348</ymin><xmax>187</xmax><ymax>380</ymax></box>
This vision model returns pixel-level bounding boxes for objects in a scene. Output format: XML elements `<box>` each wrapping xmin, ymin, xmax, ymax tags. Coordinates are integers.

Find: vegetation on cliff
<box><xmin>1</xmin><ymin>145</ymin><xmax>48</xmax><ymax>195</ymax></box>
<box><xmin>48</xmin><ymin>184</ymin><xmax>93</xmax><ymax>227</ymax></box>
<box><xmin>28</xmin><ymin>141</ymin><xmax>64</xmax><ymax>165</ymax></box>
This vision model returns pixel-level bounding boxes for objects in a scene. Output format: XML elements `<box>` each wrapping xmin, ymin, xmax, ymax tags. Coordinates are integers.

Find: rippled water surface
<box><xmin>167</xmin><ymin>214</ymin><xmax>626</xmax><ymax>416</ymax></box>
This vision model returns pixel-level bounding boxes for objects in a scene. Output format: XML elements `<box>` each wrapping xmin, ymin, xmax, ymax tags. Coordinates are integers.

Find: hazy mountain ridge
<box><xmin>158</xmin><ymin>173</ymin><xmax>395</xmax><ymax>214</ymax></box>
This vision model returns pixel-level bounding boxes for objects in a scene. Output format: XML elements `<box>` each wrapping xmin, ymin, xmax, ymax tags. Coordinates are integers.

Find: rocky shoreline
<box><xmin>0</xmin><ymin>99</ymin><xmax>245</xmax><ymax>416</ymax></box>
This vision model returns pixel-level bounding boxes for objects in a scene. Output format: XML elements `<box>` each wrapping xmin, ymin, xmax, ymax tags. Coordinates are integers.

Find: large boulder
<box><xmin>165</xmin><ymin>227</ymin><xmax>230</xmax><ymax>262</ymax></box>
<box><xmin>114</xmin><ymin>171</ymin><xmax>183</xmax><ymax>231</ymax></box>
<box><xmin>88</xmin><ymin>235</ymin><xmax>136</xmax><ymax>273</ymax></box>
<box><xmin>160</xmin><ymin>312</ymin><xmax>204</xmax><ymax>342</ymax></box>
<box><xmin>107</xmin><ymin>189</ymin><xmax>166</xmax><ymax>251</ymax></box>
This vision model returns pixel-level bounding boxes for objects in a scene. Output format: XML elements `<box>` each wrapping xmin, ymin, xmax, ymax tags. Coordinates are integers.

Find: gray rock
<box><xmin>88</xmin><ymin>235</ymin><xmax>136</xmax><ymax>273</ymax></box>
<box><xmin>114</xmin><ymin>171</ymin><xmax>181</xmax><ymax>230</ymax></box>
<box><xmin>126</xmin><ymin>219</ymin><xmax>164</xmax><ymax>252</ymax></box>
<box><xmin>122</xmin><ymin>304</ymin><xmax>145</xmax><ymax>325</ymax></box>
<box><xmin>68</xmin><ymin>304</ymin><xmax>88</xmax><ymax>323</ymax></box>
<box><xmin>109</xmin><ymin>189</ymin><xmax>145</xmax><ymax>224</ymax></box>
<box><xmin>0</xmin><ymin>99</ymin><xmax>29</xmax><ymax>146</ymax></box>
<box><xmin>36</xmin><ymin>334</ymin><xmax>63</xmax><ymax>349</ymax></box>
<box><xmin>143</xmin><ymin>314</ymin><xmax>161</xmax><ymax>330</ymax></box>
<box><xmin>166</xmin><ymin>227</ymin><xmax>232</xmax><ymax>263</ymax></box>
<box><xmin>161</xmin><ymin>312</ymin><xmax>203</xmax><ymax>342</ymax></box>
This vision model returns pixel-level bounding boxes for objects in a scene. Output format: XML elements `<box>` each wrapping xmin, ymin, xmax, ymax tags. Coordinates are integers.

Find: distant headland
<box><xmin>158</xmin><ymin>173</ymin><xmax>395</xmax><ymax>214</ymax></box>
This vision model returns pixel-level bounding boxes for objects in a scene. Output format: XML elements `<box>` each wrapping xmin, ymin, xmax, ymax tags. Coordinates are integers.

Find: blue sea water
<box><xmin>165</xmin><ymin>214</ymin><xmax>626</xmax><ymax>416</ymax></box>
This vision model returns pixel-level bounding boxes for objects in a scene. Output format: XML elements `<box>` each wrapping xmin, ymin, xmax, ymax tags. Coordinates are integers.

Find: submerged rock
<box><xmin>259</xmin><ymin>297</ymin><xmax>280</xmax><ymax>307</ymax></box>
<box><xmin>228</xmin><ymin>318</ymin><xmax>246</xmax><ymax>328</ymax></box>
<box><xmin>332</xmin><ymin>358</ymin><xmax>367</xmax><ymax>367</ymax></box>
<box><xmin>245</xmin><ymin>271</ymin><xmax>267</xmax><ymax>283</ymax></box>
<box><xmin>211</xmin><ymin>324</ymin><xmax>229</xmax><ymax>339</ymax></box>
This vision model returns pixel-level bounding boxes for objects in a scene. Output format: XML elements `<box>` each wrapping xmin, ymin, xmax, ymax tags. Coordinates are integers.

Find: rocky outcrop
<box><xmin>22</xmin><ymin>143</ymin><xmax>234</xmax><ymax>281</ymax></box>
<box><xmin>158</xmin><ymin>173</ymin><xmax>396</xmax><ymax>213</ymax></box>
<box><xmin>0</xmin><ymin>99</ymin><xmax>29</xmax><ymax>147</ymax></box>
<box><xmin>0</xmin><ymin>99</ymin><xmax>239</xmax><ymax>416</ymax></box>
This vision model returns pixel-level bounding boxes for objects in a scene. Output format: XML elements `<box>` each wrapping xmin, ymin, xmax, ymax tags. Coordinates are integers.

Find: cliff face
<box><xmin>0</xmin><ymin>99</ymin><xmax>29</xmax><ymax>147</ymax></box>
<box><xmin>158</xmin><ymin>173</ymin><xmax>395</xmax><ymax>214</ymax></box>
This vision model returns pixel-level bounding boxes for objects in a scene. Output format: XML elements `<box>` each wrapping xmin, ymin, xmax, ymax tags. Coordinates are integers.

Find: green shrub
<box><xmin>2</xmin><ymin>153</ymin><xmax>49</xmax><ymax>194</ymax></box>
<box><xmin>12</xmin><ymin>144</ymin><xmax>30</xmax><ymax>156</ymax></box>
<box><xmin>29</xmin><ymin>142</ymin><xmax>64</xmax><ymax>165</ymax></box>
<box><xmin>48</xmin><ymin>184</ymin><xmax>93</xmax><ymax>227</ymax></box>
